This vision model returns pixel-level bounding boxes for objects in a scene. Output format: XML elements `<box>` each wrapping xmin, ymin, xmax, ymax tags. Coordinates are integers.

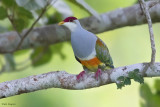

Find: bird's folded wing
<box><xmin>95</xmin><ymin>38</ymin><xmax>114</xmax><ymax>68</ymax></box>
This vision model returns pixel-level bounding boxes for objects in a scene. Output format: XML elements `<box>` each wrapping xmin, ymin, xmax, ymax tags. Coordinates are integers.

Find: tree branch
<box><xmin>139</xmin><ymin>0</ymin><xmax>156</xmax><ymax>65</ymax></box>
<box><xmin>0</xmin><ymin>1</ymin><xmax>160</xmax><ymax>53</ymax></box>
<box><xmin>0</xmin><ymin>62</ymin><xmax>160</xmax><ymax>99</ymax></box>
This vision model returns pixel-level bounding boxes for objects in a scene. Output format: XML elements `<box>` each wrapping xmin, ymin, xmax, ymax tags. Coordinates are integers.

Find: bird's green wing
<box><xmin>95</xmin><ymin>38</ymin><xmax>114</xmax><ymax>68</ymax></box>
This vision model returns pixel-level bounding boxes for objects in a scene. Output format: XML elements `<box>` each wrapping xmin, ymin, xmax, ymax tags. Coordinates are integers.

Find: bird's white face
<box><xmin>58</xmin><ymin>17</ymin><xmax>81</xmax><ymax>32</ymax></box>
<box><xmin>62</xmin><ymin>21</ymin><xmax>78</xmax><ymax>32</ymax></box>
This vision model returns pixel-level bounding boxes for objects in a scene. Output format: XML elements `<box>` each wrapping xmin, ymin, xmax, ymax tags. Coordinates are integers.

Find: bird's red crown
<box><xmin>63</xmin><ymin>17</ymin><xmax>77</xmax><ymax>22</ymax></box>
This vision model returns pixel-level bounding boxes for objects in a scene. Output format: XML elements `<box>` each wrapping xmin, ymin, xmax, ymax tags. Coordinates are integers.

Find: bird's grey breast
<box><xmin>71</xmin><ymin>29</ymin><xmax>97</xmax><ymax>59</ymax></box>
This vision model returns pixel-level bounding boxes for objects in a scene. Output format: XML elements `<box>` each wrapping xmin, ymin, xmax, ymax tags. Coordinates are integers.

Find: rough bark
<box><xmin>0</xmin><ymin>1</ymin><xmax>160</xmax><ymax>53</ymax></box>
<box><xmin>0</xmin><ymin>62</ymin><xmax>160</xmax><ymax>99</ymax></box>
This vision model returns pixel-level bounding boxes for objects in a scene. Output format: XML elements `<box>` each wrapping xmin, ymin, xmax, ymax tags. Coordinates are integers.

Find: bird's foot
<box><xmin>95</xmin><ymin>69</ymin><xmax>102</xmax><ymax>80</ymax></box>
<box><xmin>76</xmin><ymin>71</ymin><xmax>86</xmax><ymax>82</ymax></box>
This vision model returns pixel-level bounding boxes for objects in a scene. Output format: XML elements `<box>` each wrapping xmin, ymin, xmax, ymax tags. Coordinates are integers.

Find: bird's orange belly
<box><xmin>80</xmin><ymin>57</ymin><xmax>102</xmax><ymax>72</ymax></box>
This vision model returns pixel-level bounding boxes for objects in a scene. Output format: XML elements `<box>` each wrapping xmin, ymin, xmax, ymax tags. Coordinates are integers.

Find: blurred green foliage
<box><xmin>0</xmin><ymin>7</ymin><xmax>7</xmax><ymax>20</ymax></box>
<box><xmin>30</xmin><ymin>46</ymin><xmax>52</xmax><ymax>67</ymax></box>
<box><xmin>0</xmin><ymin>0</ymin><xmax>160</xmax><ymax>107</ymax></box>
<box><xmin>140</xmin><ymin>79</ymin><xmax>160</xmax><ymax>107</ymax></box>
<box><xmin>0</xmin><ymin>0</ymin><xmax>67</xmax><ymax>70</ymax></box>
<box><xmin>1</xmin><ymin>0</ymin><xmax>34</xmax><ymax>32</ymax></box>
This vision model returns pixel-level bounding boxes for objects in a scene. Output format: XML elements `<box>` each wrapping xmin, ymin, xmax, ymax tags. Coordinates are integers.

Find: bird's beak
<box><xmin>58</xmin><ymin>21</ymin><xmax>65</xmax><ymax>25</ymax></box>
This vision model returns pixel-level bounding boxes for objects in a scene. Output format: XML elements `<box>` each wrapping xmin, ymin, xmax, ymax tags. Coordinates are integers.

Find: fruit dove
<box><xmin>59</xmin><ymin>17</ymin><xmax>114</xmax><ymax>81</ymax></box>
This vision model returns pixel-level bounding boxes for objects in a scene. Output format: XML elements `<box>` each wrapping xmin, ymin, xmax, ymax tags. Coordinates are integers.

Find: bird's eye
<box><xmin>69</xmin><ymin>19</ymin><xmax>73</xmax><ymax>22</ymax></box>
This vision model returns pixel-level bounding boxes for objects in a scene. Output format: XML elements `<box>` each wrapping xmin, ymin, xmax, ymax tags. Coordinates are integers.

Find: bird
<box><xmin>58</xmin><ymin>16</ymin><xmax>114</xmax><ymax>81</ymax></box>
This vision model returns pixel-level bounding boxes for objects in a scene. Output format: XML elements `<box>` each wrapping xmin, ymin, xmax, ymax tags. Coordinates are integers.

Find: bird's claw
<box><xmin>76</xmin><ymin>71</ymin><xmax>86</xmax><ymax>82</ymax></box>
<box><xmin>95</xmin><ymin>69</ymin><xmax>102</xmax><ymax>80</ymax></box>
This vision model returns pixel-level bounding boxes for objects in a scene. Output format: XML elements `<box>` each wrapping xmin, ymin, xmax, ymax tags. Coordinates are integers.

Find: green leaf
<box><xmin>47</xmin><ymin>12</ymin><xmax>63</xmax><ymax>24</ymax></box>
<box><xmin>116</xmin><ymin>76</ymin><xmax>131</xmax><ymax>89</ymax></box>
<box><xmin>128</xmin><ymin>69</ymin><xmax>144</xmax><ymax>84</ymax></box>
<box><xmin>9</xmin><ymin>6</ymin><xmax>33</xmax><ymax>32</ymax></box>
<box><xmin>116</xmin><ymin>69</ymin><xmax>144</xmax><ymax>89</ymax></box>
<box><xmin>50</xmin><ymin>43</ymin><xmax>66</xmax><ymax>60</ymax></box>
<box><xmin>124</xmin><ymin>77</ymin><xmax>131</xmax><ymax>85</ymax></box>
<box><xmin>30</xmin><ymin>46</ymin><xmax>52</xmax><ymax>67</ymax></box>
<box><xmin>13</xmin><ymin>18</ymin><xmax>27</xmax><ymax>32</ymax></box>
<box><xmin>152</xmin><ymin>95</ymin><xmax>160</xmax><ymax>107</ymax></box>
<box><xmin>0</xmin><ymin>7</ymin><xmax>7</xmax><ymax>20</ymax></box>
<box><xmin>116</xmin><ymin>82</ymin><xmax>124</xmax><ymax>89</ymax></box>
<box><xmin>139</xmin><ymin>83</ymin><xmax>160</xmax><ymax>107</ymax></box>
<box><xmin>16</xmin><ymin>7</ymin><xmax>33</xmax><ymax>19</ymax></box>
<box><xmin>140</xmin><ymin>83</ymin><xmax>152</xmax><ymax>100</ymax></box>
<box><xmin>1</xmin><ymin>0</ymin><xmax>16</xmax><ymax>7</ymax></box>
<box><xmin>140</xmin><ymin>80</ymin><xmax>160</xmax><ymax>107</ymax></box>
<box><xmin>30</xmin><ymin>42</ymin><xmax>66</xmax><ymax>67</ymax></box>
<box><xmin>154</xmin><ymin>79</ymin><xmax>160</xmax><ymax>92</ymax></box>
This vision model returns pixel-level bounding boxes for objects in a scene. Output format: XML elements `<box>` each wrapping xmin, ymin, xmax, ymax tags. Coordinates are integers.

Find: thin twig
<box><xmin>148</xmin><ymin>0</ymin><xmax>160</xmax><ymax>10</ymax></box>
<box><xmin>14</xmin><ymin>2</ymin><xmax>50</xmax><ymax>51</ymax></box>
<box><xmin>139</xmin><ymin>0</ymin><xmax>156</xmax><ymax>65</ymax></box>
